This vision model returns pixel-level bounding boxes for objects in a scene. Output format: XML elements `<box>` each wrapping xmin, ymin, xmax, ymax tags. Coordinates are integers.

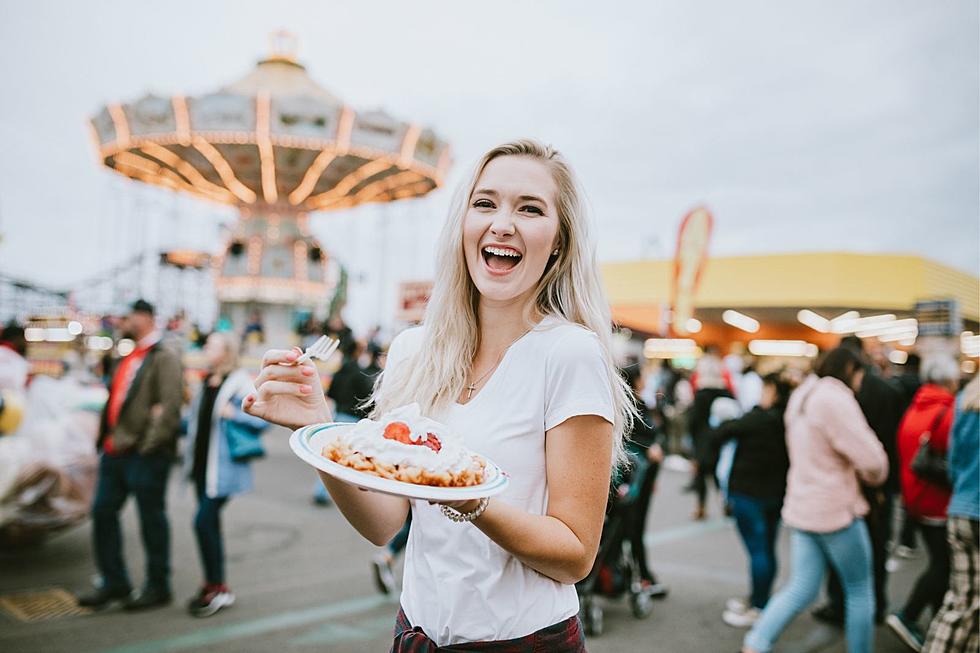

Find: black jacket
<box><xmin>627</xmin><ymin>409</ymin><xmax>665</xmax><ymax>454</ymax></box>
<box><xmin>327</xmin><ymin>358</ymin><xmax>374</xmax><ymax>418</ymax></box>
<box><xmin>689</xmin><ymin>387</ymin><xmax>734</xmax><ymax>462</ymax></box>
<box><xmin>893</xmin><ymin>372</ymin><xmax>921</xmax><ymax>413</ymax></box>
<box><xmin>856</xmin><ymin>371</ymin><xmax>904</xmax><ymax>493</ymax></box>
<box><xmin>710</xmin><ymin>406</ymin><xmax>789</xmax><ymax>500</ymax></box>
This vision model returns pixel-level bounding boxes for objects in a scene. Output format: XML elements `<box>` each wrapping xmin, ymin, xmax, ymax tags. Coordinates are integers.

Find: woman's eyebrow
<box><xmin>517</xmin><ymin>195</ymin><xmax>547</xmax><ymax>205</ymax></box>
<box><xmin>472</xmin><ymin>189</ymin><xmax>548</xmax><ymax>206</ymax></box>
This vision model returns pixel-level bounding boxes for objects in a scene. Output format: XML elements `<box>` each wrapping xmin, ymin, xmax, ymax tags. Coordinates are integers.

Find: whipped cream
<box><xmin>337</xmin><ymin>403</ymin><xmax>475</xmax><ymax>475</ymax></box>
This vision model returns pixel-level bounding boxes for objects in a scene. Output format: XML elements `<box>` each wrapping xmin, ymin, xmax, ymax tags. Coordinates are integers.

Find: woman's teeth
<box><xmin>483</xmin><ymin>246</ymin><xmax>521</xmax><ymax>258</ymax></box>
<box><xmin>482</xmin><ymin>246</ymin><xmax>522</xmax><ymax>271</ymax></box>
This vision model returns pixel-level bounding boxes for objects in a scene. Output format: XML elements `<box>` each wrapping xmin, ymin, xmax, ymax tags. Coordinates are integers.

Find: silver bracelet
<box><xmin>440</xmin><ymin>497</ymin><xmax>489</xmax><ymax>523</ymax></box>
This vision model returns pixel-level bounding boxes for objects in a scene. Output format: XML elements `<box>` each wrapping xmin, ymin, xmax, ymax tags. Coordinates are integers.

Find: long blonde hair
<box><xmin>372</xmin><ymin>139</ymin><xmax>635</xmax><ymax>468</ymax></box>
<box><xmin>207</xmin><ymin>331</ymin><xmax>240</xmax><ymax>378</ymax></box>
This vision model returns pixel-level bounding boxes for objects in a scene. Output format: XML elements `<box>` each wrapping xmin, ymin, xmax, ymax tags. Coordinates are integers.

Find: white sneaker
<box><xmin>723</xmin><ymin>607</ymin><xmax>760</xmax><ymax>628</ymax></box>
<box><xmin>726</xmin><ymin>597</ymin><xmax>750</xmax><ymax>614</ymax></box>
<box><xmin>372</xmin><ymin>554</ymin><xmax>397</xmax><ymax>595</ymax></box>
<box><xmin>188</xmin><ymin>589</ymin><xmax>235</xmax><ymax>617</ymax></box>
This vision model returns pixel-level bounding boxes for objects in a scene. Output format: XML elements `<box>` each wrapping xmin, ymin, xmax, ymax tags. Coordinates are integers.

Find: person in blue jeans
<box><xmin>709</xmin><ymin>373</ymin><xmax>791</xmax><ymax>628</ymax></box>
<box><xmin>743</xmin><ymin>347</ymin><xmax>888</xmax><ymax>653</ymax></box>
<box><xmin>746</xmin><ymin>521</ymin><xmax>875</xmax><ymax>650</ymax></box>
<box><xmin>77</xmin><ymin>300</ymin><xmax>183</xmax><ymax>612</ymax></box>
<box><xmin>182</xmin><ymin>332</ymin><xmax>267</xmax><ymax>617</ymax></box>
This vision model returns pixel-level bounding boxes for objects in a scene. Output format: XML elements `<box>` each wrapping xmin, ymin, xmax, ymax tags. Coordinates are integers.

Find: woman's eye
<box><xmin>521</xmin><ymin>205</ymin><xmax>544</xmax><ymax>215</ymax></box>
<box><xmin>472</xmin><ymin>199</ymin><xmax>495</xmax><ymax>209</ymax></box>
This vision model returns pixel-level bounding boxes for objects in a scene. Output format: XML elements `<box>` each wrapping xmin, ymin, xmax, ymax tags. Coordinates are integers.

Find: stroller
<box><xmin>576</xmin><ymin>449</ymin><xmax>663</xmax><ymax>636</ymax></box>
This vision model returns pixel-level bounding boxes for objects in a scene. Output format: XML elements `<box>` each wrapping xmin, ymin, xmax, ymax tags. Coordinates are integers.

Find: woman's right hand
<box><xmin>242</xmin><ymin>347</ymin><xmax>331</xmax><ymax>431</ymax></box>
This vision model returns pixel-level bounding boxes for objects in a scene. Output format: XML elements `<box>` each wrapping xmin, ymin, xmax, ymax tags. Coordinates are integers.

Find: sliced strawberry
<box><xmin>383</xmin><ymin>421</ymin><xmax>413</xmax><ymax>444</ymax></box>
<box><xmin>420</xmin><ymin>433</ymin><xmax>442</xmax><ymax>453</ymax></box>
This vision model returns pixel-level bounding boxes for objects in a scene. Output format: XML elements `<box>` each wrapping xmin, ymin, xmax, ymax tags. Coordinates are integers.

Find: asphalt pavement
<box><xmin>1</xmin><ymin>429</ymin><xmax>927</xmax><ymax>652</ymax></box>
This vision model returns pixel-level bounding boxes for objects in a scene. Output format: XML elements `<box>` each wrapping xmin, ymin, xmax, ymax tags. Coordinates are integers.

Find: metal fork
<box><xmin>294</xmin><ymin>335</ymin><xmax>339</xmax><ymax>364</ymax></box>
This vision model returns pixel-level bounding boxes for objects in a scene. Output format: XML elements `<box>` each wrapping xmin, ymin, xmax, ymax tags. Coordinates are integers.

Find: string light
<box><xmin>113</xmin><ymin>153</ymin><xmax>228</xmax><ymax>204</ymax></box>
<box><xmin>398</xmin><ymin>125</ymin><xmax>421</xmax><ymax>167</ymax></box>
<box><xmin>139</xmin><ymin>142</ymin><xmax>235</xmax><ymax>202</ymax></box>
<box><xmin>172</xmin><ymin>95</ymin><xmax>191</xmax><ymax>145</ymax></box>
<box><xmin>307</xmin><ymin>158</ymin><xmax>393</xmax><ymax>206</ymax></box>
<box><xmin>192</xmin><ymin>137</ymin><xmax>257</xmax><ymax>203</ymax></box>
<box><xmin>748</xmin><ymin>340</ymin><xmax>819</xmax><ymax>358</ymax></box>
<box><xmin>797</xmin><ymin>309</ymin><xmax>830</xmax><ymax>333</ymax></box>
<box><xmin>644</xmin><ymin>339</ymin><xmax>700</xmax><ymax>359</ymax></box>
<box><xmin>107</xmin><ymin>104</ymin><xmax>131</xmax><ymax>147</ymax></box>
<box><xmin>256</xmin><ymin>92</ymin><xmax>279</xmax><ymax>204</ymax></box>
<box><xmin>723</xmin><ymin>310</ymin><xmax>760</xmax><ymax>333</ymax></box>
<box><xmin>293</xmin><ymin>241</ymin><xmax>308</xmax><ymax>281</ymax></box>
<box><xmin>288</xmin><ymin>149</ymin><xmax>337</xmax><ymax>205</ymax></box>
<box><xmin>335</xmin><ymin>106</ymin><xmax>355</xmax><ymax>151</ymax></box>
<box><xmin>341</xmin><ymin>170</ymin><xmax>423</xmax><ymax>205</ymax></box>
<box><xmin>247</xmin><ymin>236</ymin><xmax>263</xmax><ymax>275</ymax></box>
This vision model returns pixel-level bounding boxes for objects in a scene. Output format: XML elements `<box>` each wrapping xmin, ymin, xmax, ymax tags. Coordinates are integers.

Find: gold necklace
<box><xmin>464</xmin><ymin>328</ymin><xmax>532</xmax><ymax>401</ymax></box>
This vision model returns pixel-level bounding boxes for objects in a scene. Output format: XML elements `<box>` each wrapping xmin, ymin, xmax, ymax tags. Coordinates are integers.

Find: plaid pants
<box><xmin>390</xmin><ymin>607</ymin><xmax>587</xmax><ymax>652</ymax></box>
<box><xmin>923</xmin><ymin>516</ymin><xmax>979</xmax><ymax>653</ymax></box>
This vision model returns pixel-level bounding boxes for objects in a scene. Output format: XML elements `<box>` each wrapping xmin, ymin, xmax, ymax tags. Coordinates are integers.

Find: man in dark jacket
<box><xmin>77</xmin><ymin>300</ymin><xmax>184</xmax><ymax>611</ymax></box>
<box><xmin>893</xmin><ymin>352</ymin><xmax>922</xmax><ymax>411</ymax></box>
<box><xmin>688</xmin><ymin>381</ymin><xmax>734</xmax><ymax>520</ymax></box>
<box><xmin>815</xmin><ymin>335</ymin><xmax>904</xmax><ymax>624</ymax></box>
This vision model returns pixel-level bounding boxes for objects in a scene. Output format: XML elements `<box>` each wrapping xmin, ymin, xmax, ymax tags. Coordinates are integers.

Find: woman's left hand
<box><xmin>220</xmin><ymin>404</ymin><xmax>235</xmax><ymax>419</ymax></box>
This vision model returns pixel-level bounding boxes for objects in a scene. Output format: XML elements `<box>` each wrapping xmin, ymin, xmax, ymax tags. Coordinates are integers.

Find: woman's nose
<box><xmin>489</xmin><ymin>210</ymin><xmax>515</xmax><ymax>237</ymax></box>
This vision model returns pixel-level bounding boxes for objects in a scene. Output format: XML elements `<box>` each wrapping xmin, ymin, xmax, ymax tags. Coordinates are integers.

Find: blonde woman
<box><xmin>244</xmin><ymin>139</ymin><xmax>633</xmax><ymax>650</ymax></box>
<box><xmin>182</xmin><ymin>331</ymin><xmax>266</xmax><ymax>617</ymax></box>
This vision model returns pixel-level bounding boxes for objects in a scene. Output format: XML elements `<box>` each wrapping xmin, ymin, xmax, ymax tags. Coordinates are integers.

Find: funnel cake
<box><xmin>321</xmin><ymin>404</ymin><xmax>486</xmax><ymax>487</ymax></box>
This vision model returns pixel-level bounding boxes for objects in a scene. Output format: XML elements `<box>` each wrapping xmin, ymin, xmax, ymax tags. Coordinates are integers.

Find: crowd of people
<box><xmin>57</xmin><ymin>300</ymin><xmax>393</xmax><ymax>618</ymax></box>
<box><xmin>624</xmin><ymin>337</ymin><xmax>977</xmax><ymax>653</ymax></box>
<box><xmin>1</xmin><ymin>138</ymin><xmax>977</xmax><ymax>653</ymax></box>
<box><xmin>3</xmin><ymin>296</ymin><xmax>978</xmax><ymax>652</ymax></box>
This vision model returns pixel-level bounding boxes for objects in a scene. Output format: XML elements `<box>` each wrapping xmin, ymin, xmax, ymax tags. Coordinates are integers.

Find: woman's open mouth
<box><xmin>481</xmin><ymin>245</ymin><xmax>523</xmax><ymax>274</ymax></box>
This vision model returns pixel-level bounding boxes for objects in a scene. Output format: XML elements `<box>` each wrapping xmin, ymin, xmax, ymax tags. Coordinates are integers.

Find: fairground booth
<box><xmin>605</xmin><ymin>252</ymin><xmax>979</xmax><ymax>371</ymax></box>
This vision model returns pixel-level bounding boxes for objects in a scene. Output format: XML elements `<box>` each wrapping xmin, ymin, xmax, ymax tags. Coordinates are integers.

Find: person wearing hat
<box><xmin>77</xmin><ymin>299</ymin><xmax>184</xmax><ymax>611</ymax></box>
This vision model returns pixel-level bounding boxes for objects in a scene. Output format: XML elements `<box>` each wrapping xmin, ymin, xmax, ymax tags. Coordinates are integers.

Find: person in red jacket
<box><xmin>886</xmin><ymin>355</ymin><xmax>959</xmax><ymax>651</ymax></box>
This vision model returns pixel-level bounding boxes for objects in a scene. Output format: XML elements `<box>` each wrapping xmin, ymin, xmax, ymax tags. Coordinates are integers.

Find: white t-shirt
<box><xmin>385</xmin><ymin>316</ymin><xmax>615</xmax><ymax>646</ymax></box>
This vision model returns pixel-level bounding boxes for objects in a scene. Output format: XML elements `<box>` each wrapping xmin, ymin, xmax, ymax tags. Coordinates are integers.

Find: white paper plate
<box><xmin>289</xmin><ymin>422</ymin><xmax>509</xmax><ymax>501</ymax></box>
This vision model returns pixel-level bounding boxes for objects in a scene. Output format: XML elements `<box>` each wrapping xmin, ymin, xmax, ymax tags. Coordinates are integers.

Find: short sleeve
<box><xmin>544</xmin><ymin>327</ymin><xmax>615</xmax><ymax>431</ymax></box>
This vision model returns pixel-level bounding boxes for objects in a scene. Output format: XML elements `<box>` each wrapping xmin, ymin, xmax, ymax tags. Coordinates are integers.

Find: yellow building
<box><xmin>603</xmin><ymin>252</ymin><xmax>979</xmax><ymax>355</ymax></box>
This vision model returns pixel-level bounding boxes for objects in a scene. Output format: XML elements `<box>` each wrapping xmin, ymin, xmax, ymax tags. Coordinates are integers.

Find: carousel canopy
<box><xmin>89</xmin><ymin>35</ymin><xmax>450</xmax><ymax>212</ymax></box>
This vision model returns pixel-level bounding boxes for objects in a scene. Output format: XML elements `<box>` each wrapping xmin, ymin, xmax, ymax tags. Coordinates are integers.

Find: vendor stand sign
<box><xmin>397</xmin><ymin>281</ymin><xmax>433</xmax><ymax>324</ymax></box>
<box><xmin>671</xmin><ymin>207</ymin><xmax>713</xmax><ymax>336</ymax></box>
<box><xmin>915</xmin><ymin>299</ymin><xmax>961</xmax><ymax>338</ymax></box>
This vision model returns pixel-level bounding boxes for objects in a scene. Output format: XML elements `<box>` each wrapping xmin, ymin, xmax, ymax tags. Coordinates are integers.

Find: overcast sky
<box><xmin>0</xmin><ymin>1</ymin><xmax>977</xmax><ymax>328</ymax></box>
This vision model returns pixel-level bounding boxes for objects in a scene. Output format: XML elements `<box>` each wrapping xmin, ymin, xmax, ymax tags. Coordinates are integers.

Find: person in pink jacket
<box><xmin>743</xmin><ymin>347</ymin><xmax>889</xmax><ymax>653</ymax></box>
